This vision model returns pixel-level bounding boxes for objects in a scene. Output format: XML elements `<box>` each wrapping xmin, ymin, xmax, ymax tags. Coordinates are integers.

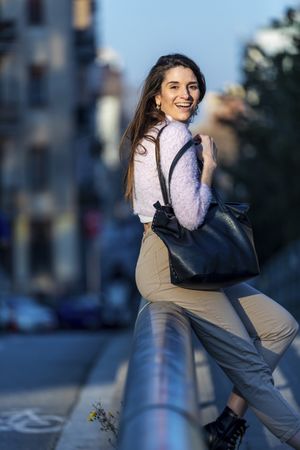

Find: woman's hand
<box><xmin>194</xmin><ymin>134</ymin><xmax>217</xmax><ymax>187</ymax></box>
<box><xmin>194</xmin><ymin>134</ymin><xmax>217</xmax><ymax>170</ymax></box>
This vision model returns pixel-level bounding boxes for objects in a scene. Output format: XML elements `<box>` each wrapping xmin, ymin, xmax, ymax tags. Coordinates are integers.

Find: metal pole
<box><xmin>117</xmin><ymin>299</ymin><xmax>207</xmax><ymax>450</ymax></box>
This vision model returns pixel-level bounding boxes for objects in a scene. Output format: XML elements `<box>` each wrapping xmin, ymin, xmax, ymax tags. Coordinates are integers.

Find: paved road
<box><xmin>0</xmin><ymin>330</ymin><xmax>131</xmax><ymax>450</ymax></box>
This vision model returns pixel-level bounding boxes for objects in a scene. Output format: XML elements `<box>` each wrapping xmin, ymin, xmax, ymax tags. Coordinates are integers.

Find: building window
<box><xmin>27</xmin><ymin>145</ymin><xmax>50</xmax><ymax>192</ymax></box>
<box><xmin>27</xmin><ymin>0</ymin><xmax>44</xmax><ymax>25</ymax></box>
<box><xmin>28</xmin><ymin>64</ymin><xmax>48</xmax><ymax>107</ymax></box>
<box><xmin>29</xmin><ymin>219</ymin><xmax>52</xmax><ymax>276</ymax></box>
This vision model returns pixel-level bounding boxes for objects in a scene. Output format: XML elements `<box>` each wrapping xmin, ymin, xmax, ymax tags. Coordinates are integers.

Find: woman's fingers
<box><xmin>194</xmin><ymin>135</ymin><xmax>218</xmax><ymax>166</ymax></box>
<box><xmin>209</xmin><ymin>137</ymin><xmax>218</xmax><ymax>162</ymax></box>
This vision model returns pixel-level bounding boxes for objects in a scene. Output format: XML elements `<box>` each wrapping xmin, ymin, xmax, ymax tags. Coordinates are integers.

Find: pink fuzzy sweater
<box><xmin>132</xmin><ymin>117</ymin><xmax>212</xmax><ymax>231</ymax></box>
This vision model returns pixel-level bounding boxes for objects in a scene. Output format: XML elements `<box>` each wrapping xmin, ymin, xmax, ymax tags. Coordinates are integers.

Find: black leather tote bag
<box><xmin>151</xmin><ymin>127</ymin><xmax>260</xmax><ymax>290</ymax></box>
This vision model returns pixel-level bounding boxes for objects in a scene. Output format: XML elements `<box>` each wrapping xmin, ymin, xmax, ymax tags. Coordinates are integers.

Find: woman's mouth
<box><xmin>175</xmin><ymin>103</ymin><xmax>193</xmax><ymax>111</ymax></box>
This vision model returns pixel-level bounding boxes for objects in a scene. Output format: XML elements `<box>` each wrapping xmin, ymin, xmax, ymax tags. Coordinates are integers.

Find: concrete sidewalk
<box><xmin>54</xmin><ymin>331</ymin><xmax>132</xmax><ymax>450</ymax></box>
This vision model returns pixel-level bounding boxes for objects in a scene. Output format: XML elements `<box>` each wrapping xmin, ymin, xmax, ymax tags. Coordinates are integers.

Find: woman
<box><xmin>120</xmin><ymin>53</ymin><xmax>300</xmax><ymax>449</ymax></box>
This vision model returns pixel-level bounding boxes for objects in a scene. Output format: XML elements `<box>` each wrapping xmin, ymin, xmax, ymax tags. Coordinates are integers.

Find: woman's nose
<box><xmin>180</xmin><ymin>87</ymin><xmax>191</xmax><ymax>98</ymax></box>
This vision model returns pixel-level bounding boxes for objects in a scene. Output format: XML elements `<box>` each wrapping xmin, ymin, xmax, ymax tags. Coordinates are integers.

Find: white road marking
<box><xmin>0</xmin><ymin>408</ymin><xmax>65</xmax><ymax>434</ymax></box>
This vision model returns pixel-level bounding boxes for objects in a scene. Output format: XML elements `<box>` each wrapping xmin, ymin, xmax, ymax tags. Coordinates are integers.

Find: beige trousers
<box><xmin>135</xmin><ymin>227</ymin><xmax>300</xmax><ymax>442</ymax></box>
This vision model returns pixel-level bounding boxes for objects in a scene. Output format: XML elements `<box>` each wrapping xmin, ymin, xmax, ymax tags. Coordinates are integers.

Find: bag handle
<box><xmin>155</xmin><ymin>125</ymin><xmax>226</xmax><ymax>211</ymax></box>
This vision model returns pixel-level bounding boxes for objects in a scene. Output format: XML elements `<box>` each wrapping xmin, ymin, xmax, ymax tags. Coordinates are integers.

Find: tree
<box><xmin>222</xmin><ymin>8</ymin><xmax>300</xmax><ymax>264</ymax></box>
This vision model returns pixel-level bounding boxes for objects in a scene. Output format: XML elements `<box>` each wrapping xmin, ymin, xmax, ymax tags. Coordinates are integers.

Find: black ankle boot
<box><xmin>203</xmin><ymin>406</ymin><xmax>248</xmax><ymax>450</ymax></box>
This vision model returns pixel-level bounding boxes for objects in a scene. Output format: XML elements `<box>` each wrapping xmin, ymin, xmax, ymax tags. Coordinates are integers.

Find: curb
<box><xmin>54</xmin><ymin>331</ymin><xmax>131</xmax><ymax>450</ymax></box>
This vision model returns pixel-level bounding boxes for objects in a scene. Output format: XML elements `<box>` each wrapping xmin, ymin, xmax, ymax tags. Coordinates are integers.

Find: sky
<box><xmin>97</xmin><ymin>0</ymin><xmax>299</xmax><ymax>95</ymax></box>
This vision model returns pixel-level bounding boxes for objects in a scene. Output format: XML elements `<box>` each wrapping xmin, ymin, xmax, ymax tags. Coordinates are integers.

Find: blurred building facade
<box><xmin>95</xmin><ymin>47</ymin><xmax>122</xmax><ymax>169</ymax></box>
<box><xmin>194</xmin><ymin>88</ymin><xmax>247</xmax><ymax>196</ymax></box>
<box><xmin>0</xmin><ymin>0</ymin><xmax>98</xmax><ymax>297</ymax></box>
<box><xmin>92</xmin><ymin>47</ymin><xmax>125</xmax><ymax>221</ymax></box>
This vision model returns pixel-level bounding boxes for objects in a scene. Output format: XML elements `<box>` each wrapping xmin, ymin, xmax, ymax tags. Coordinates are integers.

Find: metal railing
<box><xmin>117</xmin><ymin>298</ymin><xmax>207</xmax><ymax>450</ymax></box>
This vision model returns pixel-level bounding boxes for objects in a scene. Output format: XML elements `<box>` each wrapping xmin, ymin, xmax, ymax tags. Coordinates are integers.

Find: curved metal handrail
<box><xmin>117</xmin><ymin>298</ymin><xmax>207</xmax><ymax>450</ymax></box>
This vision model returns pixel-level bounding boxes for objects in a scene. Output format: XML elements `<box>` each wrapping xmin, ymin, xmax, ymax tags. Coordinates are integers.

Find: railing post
<box><xmin>117</xmin><ymin>299</ymin><xmax>207</xmax><ymax>450</ymax></box>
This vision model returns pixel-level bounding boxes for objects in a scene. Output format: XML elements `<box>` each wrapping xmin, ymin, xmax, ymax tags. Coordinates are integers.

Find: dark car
<box><xmin>56</xmin><ymin>293</ymin><xmax>102</xmax><ymax>330</ymax></box>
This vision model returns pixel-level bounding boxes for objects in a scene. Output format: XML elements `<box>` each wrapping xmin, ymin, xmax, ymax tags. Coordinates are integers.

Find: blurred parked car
<box><xmin>0</xmin><ymin>295</ymin><xmax>58</xmax><ymax>332</ymax></box>
<box><xmin>0</xmin><ymin>267</ymin><xmax>12</xmax><ymax>330</ymax></box>
<box><xmin>56</xmin><ymin>293</ymin><xmax>102</xmax><ymax>330</ymax></box>
<box><xmin>0</xmin><ymin>298</ymin><xmax>10</xmax><ymax>331</ymax></box>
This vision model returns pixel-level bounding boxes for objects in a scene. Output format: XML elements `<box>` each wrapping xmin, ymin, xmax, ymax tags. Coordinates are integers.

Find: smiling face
<box><xmin>155</xmin><ymin>66</ymin><xmax>200</xmax><ymax>123</ymax></box>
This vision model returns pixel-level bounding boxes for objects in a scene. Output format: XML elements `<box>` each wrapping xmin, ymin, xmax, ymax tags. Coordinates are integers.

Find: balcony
<box><xmin>74</xmin><ymin>28</ymin><xmax>96</xmax><ymax>64</ymax></box>
<box><xmin>0</xmin><ymin>20</ymin><xmax>17</xmax><ymax>56</ymax></box>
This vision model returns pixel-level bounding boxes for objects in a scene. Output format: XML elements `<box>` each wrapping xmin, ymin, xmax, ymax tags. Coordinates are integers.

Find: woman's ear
<box><xmin>155</xmin><ymin>94</ymin><xmax>161</xmax><ymax>108</ymax></box>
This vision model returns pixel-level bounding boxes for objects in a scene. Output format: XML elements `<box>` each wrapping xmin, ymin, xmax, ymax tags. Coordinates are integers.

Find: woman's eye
<box><xmin>170</xmin><ymin>85</ymin><xmax>178</xmax><ymax>89</ymax></box>
<box><xmin>190</xmin><ymin>85</ymin><xmax>199</xmax><ymax>90</ymax></box>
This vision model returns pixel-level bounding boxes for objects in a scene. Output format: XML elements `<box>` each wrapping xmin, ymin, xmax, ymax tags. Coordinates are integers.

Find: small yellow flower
<box><xmin>88</xmin><ymin>411</ymin><xmax>97</xmax><ymax>421</ymax></box>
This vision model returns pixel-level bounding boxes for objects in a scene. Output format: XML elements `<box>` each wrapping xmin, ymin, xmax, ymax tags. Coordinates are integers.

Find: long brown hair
<box><xmin>120</xmin><ymin>53</ymin><xmax>206</xmax><ymax>204</ymax></box>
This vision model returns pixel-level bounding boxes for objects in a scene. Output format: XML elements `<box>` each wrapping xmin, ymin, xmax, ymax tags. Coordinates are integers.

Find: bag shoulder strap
<box><xmin>168</xmin><ymin>138</ymin><xmax>194</xmax><ymax>188</ymax></box>
<box><xmin>155</xmin><ymin>124</ymin><xmax>196</xmax><ymax>205</ymax></box>
<box><xmin>155</xmin><ymin>124</ymin><xmax>169</xmax><ymax>205</ymax></box>
<box><xmin>155</xmin><ymin>126</ymin><xmax>228</xmax><ymax>211</ymax></box>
